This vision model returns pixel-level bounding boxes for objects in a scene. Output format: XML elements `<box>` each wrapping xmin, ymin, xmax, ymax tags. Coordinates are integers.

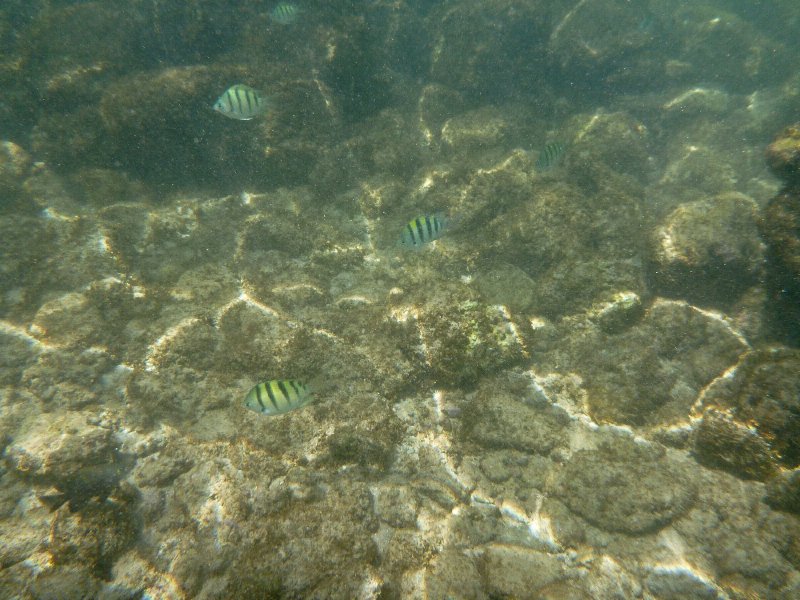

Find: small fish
<box><xmin>244</xmin><ymin>379</ymin><xmax>314</xmax><ymax>416</ymax></box>
<box><xmin>213</xmin><ymin>84</ymin><xmax>269</xmax><ymax>120</ymax></box>
<box><xmin>270</xmin><ymin>2</ymin><xmax>301</xmax><ymax>25</ymax></box>
<box><xmin>400</xmin><ymin>214</ymin><xmax>447</xmax><ymax>248</ymax></box>
<box><xmin>535</xmin><ymin>141</ymin><xmax>566</xmax><ymax>170</ymax></box>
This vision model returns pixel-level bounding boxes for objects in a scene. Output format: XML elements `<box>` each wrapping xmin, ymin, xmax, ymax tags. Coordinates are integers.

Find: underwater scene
<box><xmin>1</xmin><ymin>0</ymin><xmax>800</xmax><ymax>598</ymax></box>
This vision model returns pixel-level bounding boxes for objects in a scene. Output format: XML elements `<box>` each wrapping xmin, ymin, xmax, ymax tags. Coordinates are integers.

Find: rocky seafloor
<box><xmin>2</xmin><ymin>1</ymin><xmax>800</xmax><ymax>599</ymax></box>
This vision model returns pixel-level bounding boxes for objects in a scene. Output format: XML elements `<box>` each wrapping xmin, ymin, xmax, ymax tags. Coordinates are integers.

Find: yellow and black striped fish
<box><xmin>270</xmin><ymin>2</ymin><xmax>301</xmax><ymax>25</ymax></box>
<box><xmin>400</xmin><ymin>214</ymin><xmax>447</xmax><ymax>247</ymax></box>
<box><xmin>213</xmin><ymin>84</ymin><xmax>269</xmax><ymax>121</ymax></box>
<box><xmin>535</xmin><ymin>141</ymin><xmax>566</xmax><ymax>170</ymax></box>
<box><xmin>243</xmin><ymin>379</ymin><xmax>313</xmax><ymax>416</ymax></box>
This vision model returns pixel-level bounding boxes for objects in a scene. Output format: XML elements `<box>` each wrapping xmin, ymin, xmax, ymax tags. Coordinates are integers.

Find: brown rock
<box><xmin>766</xmin><ymin>124</ymin><xmax>800</xmax><ymax>183</ymax></box>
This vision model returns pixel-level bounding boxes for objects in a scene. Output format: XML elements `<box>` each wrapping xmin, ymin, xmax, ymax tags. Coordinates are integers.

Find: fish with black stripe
<box><xmin>535</xmin><ymin>141</ymin><xmax>567</xmax><ymax>170</ymax></box>
<box><xmin>400</xmin><ymin>214</ymin><xmax>448</xmax><ymax>248</ymax></box>
<box><xmin>243</xmin><ymin>379</ymin><xmax>314</xmax><ymax>416</ymax></box>
<box><xmin>270</xmin><ymin>2</ymin><xmax>301</xmax><ymax>25</ymax></box>
<box><xmin>213</xmin><ymin>84</ymin><xmax>270</xmax><ymax>121</ymax></box>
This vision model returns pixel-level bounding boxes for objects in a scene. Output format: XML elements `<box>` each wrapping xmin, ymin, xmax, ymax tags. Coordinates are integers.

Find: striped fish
<box><xmin>271</xmin><ymin>2</ymin><xmax>301</xmax><ymax>25</ymax></box>
<box><xmin>400</xmin><ymin>214</ymin><xmax>447</xmax><ymax>247</ymax></box>
<box><xmin>243</xmin><ymin>379</ymin><xmax>314</xmax><ymax>416</ymax></box>
<box><xmin>213</xmin><ymin>84</ymin><xmax>269</xmax><ymax>120</ymax></box>
<box><xmin>535</xmin><ymin>141</ymin><xmax>566</xmax><ymax>170</ymax></box>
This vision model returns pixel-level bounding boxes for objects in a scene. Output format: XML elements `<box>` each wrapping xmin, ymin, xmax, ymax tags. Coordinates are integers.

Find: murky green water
<box><xmin>1</xmin><ymin>1</ymin><xmax>799</xmax><ymax>598</ymax></box>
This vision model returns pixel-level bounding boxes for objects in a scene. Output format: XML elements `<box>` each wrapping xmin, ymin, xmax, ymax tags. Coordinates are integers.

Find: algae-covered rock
<box><xmin>478</xmin><ymin>175</ymin><xmax>646</xmax><ymax>319</ymax></box>
<box><xmin>28</xmin><ymin>565</ymin><xmax>101</xmax><ymax>600</ymax></box>
<box><xmin>3</xmin><ymin>410</ymin><xmax>137</xmax><ymax>514</ymax></box>
<box><xmin>765</xmin><ymin>469</ymin><xmax>800</xmax><ymax>515</ymax></box>
<box><xmin>429</xmin><ymin>0</ymin><xmax>550</xmax><ymax>101</ymax></box>
<box><xmin>440</xmin><ymin>106</ymin><xmax>513</xmax><ymax>161</ymax></box>
<box><xmin>481</xmin><ymin>544</ymin><xmax>568</xmax><ymax>598</ymax></box>
<box><xmin>664</xmin><ymin>4</ymin><xmax>792</xmax><ymax>91</ymax></box>
<box><xmin>418</xmin><ymin>299</ymin><xmax>527</xmax><ymax>386</ymax></box>
<box><xmin>691</xmin><ymin>409</ymin><xmax>778</xmax><ymax>480</ymax></box>
<box><xmin>98</xmin><ymin>66</ymin><xmax>245</xmax><ymax>185</ymax></box>
<box><xmin>472</xmin><ymin>261</ymin><xmax>537</xmax><ymax>314</ymax></box>
<box><xmin>423</xmin><ymin>549</ymin><xmax>484</xmax><ymax>599</ymax></box>
<box><xmin>0</xmin><ymin>140</ymin><xmax>32</xmax><ymax>211</ymax></box>
<box><xmin>766</xmin><ymin>123</ymin><xmax>800</xmax><ymax>183</ymax></box>
<box><xmin>590</xmin><ymin>290</ymin><xmax>645</xmax><ymax>334</ymax></box>
<box><xmin>644</xmin><ymin>565</ymin><xmax>725</xmax><ymax>600</ymax></box>
<box><xmin>564</xmin><ymin>111</ymin><xmax>652</xmax><ymax>185</ymax></box>
<box><xmin>760</xmin><ymin>184</ymin><xmax>800</xmax><ymax>344</ymax></box>
<box><xmin>695</xmin><ymin>347</ymin><xmax>800</xmax><ymax>479</ymax></box>
<box><xmin>649</xmin><ymin>193</ymin><xmax>765</xmax><ymax>307</ymax></box>
<box><xmin>49</xmin><ymin>500</ymin><xmax>138</xmax><ymax>578</ymax></box>
<box><xmin>575</xmin><ymin>299</ymin><xmax>748</xmax><ymax>427</ymax></box>
<box><xmin>461</xmin><ymin>373</ymin><xmax>569</xmax><ymax>455</ymax></box>
<box><xmin>65</xmin><ymin>168</ymin><xmax>151</xmax><ymax>207</ymax></box>
<box><xmin>551</xmin><ymin>436</ymin><xmax>696</xmax><ymax>534</ymax></box>
<box><xmin>547</xmin><ymin>0</ymin><xmax>662</xmax><ymax>89</ymax></box>
<box><xmin>4</xmin><ymin>411</ymin><xmax>116</xmax><ymax>480</ymax></box>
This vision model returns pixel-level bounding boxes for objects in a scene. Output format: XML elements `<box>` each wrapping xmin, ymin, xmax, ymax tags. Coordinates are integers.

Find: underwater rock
<box><xmin>418</xmin><ymin>299</ymin><xmax>527</xmax><ymax>387</ymax></box>
<box><xmin>30</xmin><ymin>288</ymin><xmax>115</xmax><ymax>351</ymax></box>
<box><xmin>373</xmin><ymin>485</ymin><xmax>418</xmax><ymax>529</ymax></box>
<box><xmin>462</xmin><ymin>373</ymin><xmax>569</xmax><ymax>455</ymax></box>
<box><xmin>31</xmin><ymin>106</ymin><xmax>114</xmax><ymax>173</ymax></box>
<box><xmin>416</xmin><ymin>83</ymin><xmax>466</xmax><ymax>142</ymax></box>
<box><xmin>326</xmin><ymin>424</ymin><xmax>400</xmax><ymax>469</ymax></box>
<box><xmin>28</xmin><ymin>565</ymin><xmax>101</xmax><ymax>600</ymax></box>
<box><xmin>423</xmin><ymin>549</ymin><xmax>483</xmax><ymax>599</ymax></box>
<box><xmin>551</xmin><ymin>436</ymin><xmax>696</xmax><ymax>534</ymax></box>
<box><xmin>590</xmin><ymin>291</ymin><xmax>645</xmax><ymax>334</ymax></box>
<box><xmin>565</xmin><ymin>111</ymin><xmax>652</xmax><ymax>186</ymax></box>
<box><xmin>765</xmin><ymin>468</ymin><xmax>800</xmax><ymax>516</ymax></box>
<box><xmin>4</xmin><ymin>410</ymin><xmax>135</xmax><ymax>513</ymax></box>
<box><xmin>0</xmin><ymin>140</ymin><xmax>32</xmax><ymax>211</ymax></box>
<box><xmin>65</xmin><ymin>168</ymin><xmax>151</xmax><ymax>207</ymax></box>
<box><xmin>0</xmin><ymin>329</ymin><xmax>41</xmax><ymax>387</ymax></box>
<box><xmin>132</xmin><ymin>452</ymin><xmax>194</xmax><ymax>489</ymax></box>
<box><xmin>644</xmin><ymin>564</ymin><xmax>723</xmax><ymax>600</ymax></box>
<box><xmin>99</xmin><ymin>65</ymin><xmax>250</xmax><ymax>186</ymax></box>
<box><xmin>548</xmin><ymin>0</ymin><xmax>662</xmax><ymax>89</ymax></box>
<box><xmin>48</xmin><ymin>499</ymin><xmax>138</xmax><ymax>578</ymax></box>
<box><xmin>662</xmin><ymin>87</ymin><xmax>731</xmax><ymax>119</ymax></box>
<box><xmin>0</xmin><ymin>485</ymin><xmax>50</xmax><ymax>571</ymax></box>
<box><xmin>663</xmin><ymin>5</ymin><xmax>792</xmax><ymax>92</ymax></box>
<box><xmin>20</xmin><ymin>3</ymin><xmax>141</xmax><ymax>87</ymax></box>
<box><xmin>472</xmin><ymin>262</ymin><xmax>537</xmax><ymax>314</ymax></box>
<box><xmin>649</xmin><ymin>192</ymin><xmax>765</xmax><ymax>307</ymax></box>
<box><xmin>4</xmin><ymin>411</ymin><xmax>116</xmax><ymax>481</ymax></box>
<box><xmin>428</xmin><ymin>0</ymin><xmax>550</xmax><ymax>101</ymax></box>
<box><xmin>760</xmin><ymin>183</ymin><xmax>800</xmax><ymax>344</ymax></box>
<box><xmin>481</xmin><ymin>544</ymin><xmax>567</xmax><ymax>598</ymax></box>
<box><xmin>695</xmin><ymin>346</ymin><xmax>800</xmax><ymax>478</ymax></box>
<box><xmin>765</xmin><ymin>122</ymin><xmax>800</xmax><ymax>184</ymax></box>
<box><xmin>20</xmin><ymin>346</ymin><xmax>121</xmax><ymax>411</ymax></box>
<box><xmin>478</xmin><ymin>172</ymin><xmax>646</xmax><ymax>319</ymax></box>
<box><xmin>691</xmin><ymin>409</ymin><xmax>778</xmax><ymax>481</ymax></box>
<box><xmin>573</xmin><ymin>299</ymin><xmax>748</xmax><ymax>427</ymax></box>
<box><xmin>440</xmin><ymin>107</ymin><xmax>511</xmax><ymax>159</ymax></box>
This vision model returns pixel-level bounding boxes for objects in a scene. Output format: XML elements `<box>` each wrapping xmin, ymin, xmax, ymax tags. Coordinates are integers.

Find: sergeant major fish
<box><xmin>535</xmin><ymin>141</ymin><xmax>567</xmax><ymax>170</ymax></box>
<box><xmin>244</xmin><ymin>379</ymin><xmax>314</xmax><ymax>416</ymax></box>
<box><xmin>213</xmin><ymin>84</ymin><xmax>269</xmax><ymax>120</ymax></box>
<box><xmin>270</xmin><ymin>2</ymin><xmax>301</xmax><ymax>25</ymax></box>
<box><xmin>400</xmin><ymin>214</ymin><xmax>448</xmax><ymax>248</ymax></box>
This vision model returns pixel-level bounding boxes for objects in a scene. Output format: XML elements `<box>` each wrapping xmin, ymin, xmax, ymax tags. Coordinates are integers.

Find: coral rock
<box><xmin>766</xmin><ymin>123</ymin><xmax>800</xmax><ymax>183</ymax></box>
